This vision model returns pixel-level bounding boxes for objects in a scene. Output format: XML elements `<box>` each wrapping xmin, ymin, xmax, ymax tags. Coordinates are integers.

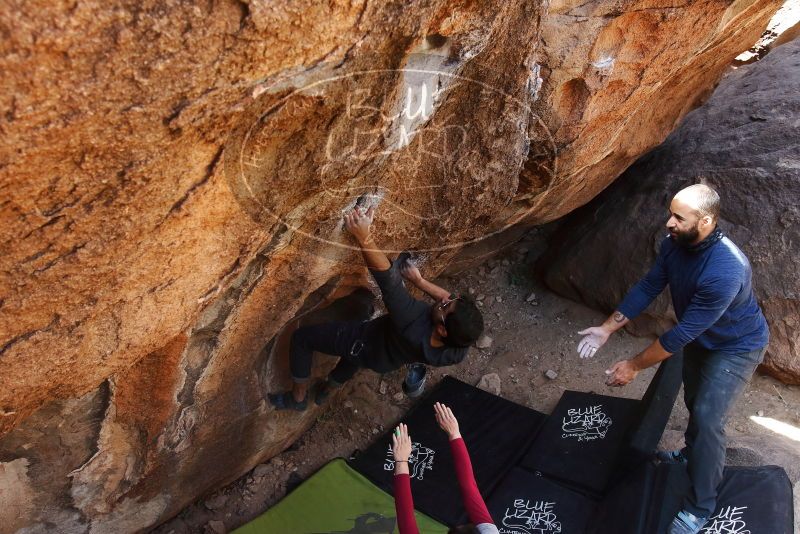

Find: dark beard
<box><xmin>671</xmin><ymin>225</ymin><xmax>700</xmax><ymax>246</ymax></box>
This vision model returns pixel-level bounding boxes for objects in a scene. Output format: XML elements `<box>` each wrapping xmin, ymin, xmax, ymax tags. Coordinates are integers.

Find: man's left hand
<box><xmin>605</xmin><ymin>359</ymin><xmax>639</xmax><ymax>387</ymax></box>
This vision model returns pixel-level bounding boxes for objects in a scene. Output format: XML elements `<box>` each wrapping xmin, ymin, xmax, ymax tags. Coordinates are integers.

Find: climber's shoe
<box><xmin>313</xmin><ymin>379</ymin><xmax>343</xmax><ymax>406</ymax></box>
<box><xmin>655</xmin><ymin>449</ymin><xmax>689</xmax><ymax>465</ymax></box>
<box><xmin>402</xmin><ymin>363</ymin><xmax>427</xmax><ymax>398</ymax></box>
<box><xmin>268</xmin><ymin>391</ymin><xmax>307</xmax><ymax>412</ymax></box>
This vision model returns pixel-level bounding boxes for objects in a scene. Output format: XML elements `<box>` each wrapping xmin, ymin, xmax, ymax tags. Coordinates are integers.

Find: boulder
<box><xmin>0</xmin><ymin>0</ymin><xmax>782</xmax><ymax>531</ymax></box>
<box><xmin>541</xmin><ymin>38</ymin><xmax>800</xmax><ymax>383</ymax></box>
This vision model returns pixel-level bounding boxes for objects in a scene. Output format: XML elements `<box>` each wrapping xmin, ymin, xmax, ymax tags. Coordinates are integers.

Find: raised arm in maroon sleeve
<box><xmin>450</xmin><ymin>437</ymin><xmax>495</xmax><ymax>526</ymax></box>
<box><xmin>393</xmin><ymin>473</ymin><xmax>420</xmax><ymax>534</ymax></box>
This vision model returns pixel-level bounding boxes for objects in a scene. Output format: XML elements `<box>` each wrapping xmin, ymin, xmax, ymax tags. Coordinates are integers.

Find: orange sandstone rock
<box><xmin>0</xmin><ymin>0</ymin><xmax>781</xmax><ymax>531</ymax></box>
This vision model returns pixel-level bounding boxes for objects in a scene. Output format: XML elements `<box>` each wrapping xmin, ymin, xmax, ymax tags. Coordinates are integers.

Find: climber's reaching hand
<box><xmin>345</xmin><ymin>206</ymin><xmax>390</xmax><ymax>271</ymax></box>
<box><xmin>344</xmin><ymin>206</ymin><xmax>374</xmax><ymax>245</ymax></box>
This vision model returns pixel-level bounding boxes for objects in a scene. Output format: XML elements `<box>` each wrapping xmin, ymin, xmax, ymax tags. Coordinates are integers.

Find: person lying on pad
<box><xmin>269</xmin><ymin>206</ymin><xmax>484</xmax><ymax>410</ymax></box>
<box><xmin>393</xmin><ymin>402</ymin><xmax>498</xmax><ymax>534</ymax></box>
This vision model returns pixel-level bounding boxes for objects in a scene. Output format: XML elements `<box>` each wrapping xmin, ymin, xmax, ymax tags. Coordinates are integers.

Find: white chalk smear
<box><xmin>592</xmin><ymin>56</ymin><xmax>615</xmax><ymax>72</ymax></box>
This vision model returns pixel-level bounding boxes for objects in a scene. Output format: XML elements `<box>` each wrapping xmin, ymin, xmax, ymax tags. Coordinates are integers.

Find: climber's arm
<box><xmin>344</xmin><ymin>207</ymin><xmax>390</xmax><ymax>271</ymax></box>
<box><xmin>399</xmin><ymin>262</ymin><xmax>452</xmax><ymax>302</ymax></box>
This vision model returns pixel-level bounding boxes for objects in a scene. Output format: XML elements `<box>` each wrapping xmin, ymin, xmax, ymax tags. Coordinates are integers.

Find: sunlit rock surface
<box><xmin>0</xmin><ymin>0</ymin><xmax>782</xmax><ymax>531</ymax></box>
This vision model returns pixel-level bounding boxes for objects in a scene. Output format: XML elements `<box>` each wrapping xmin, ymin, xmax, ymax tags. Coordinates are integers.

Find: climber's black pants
<box><xmin>289</xmin><ymin>321</ymin><xmax>373</xmax><ymax>386</ymax></box>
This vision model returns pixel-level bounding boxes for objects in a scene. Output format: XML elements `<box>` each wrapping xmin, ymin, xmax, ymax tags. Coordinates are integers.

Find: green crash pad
<box><xmin>233</xmin><ymin>458</ymin><xmax>448</xmax><ymax>534</ymax></box>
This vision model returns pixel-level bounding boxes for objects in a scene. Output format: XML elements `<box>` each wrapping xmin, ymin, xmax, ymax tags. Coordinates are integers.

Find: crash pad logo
<box><xmin>700</xmin><ymin>506</ymin><xmax>750</xmax><ymax>534</ymax></box>
<box><xmin>384</xmin><ymin>442</ymin><xmax>434</xmax><ymax>480</ymax></box>
<box><xmin>561</xmin><ymin>404</ymin><xmax>612</xmax><ymax>442</ymax></box>
<box><xmin>500</xmin><ymin>499</ymin><xmax>561</xmax><ymax>534</ymax></box>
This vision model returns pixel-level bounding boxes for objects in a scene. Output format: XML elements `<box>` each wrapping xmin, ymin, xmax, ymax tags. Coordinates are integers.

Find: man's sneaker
<box><xmin>668</xmin><ymin>510</ymin><xmax>708</xmax><ymax>534</ymax></box>
<box><xmin>656</xmin><ymin>449</ymin><xmax>688</xmax><ymax>465</ymax></box>
<box><xmin>268</xmin><ymin>391</ymin><xmax>307</xmax><ymax>411</ymax></box>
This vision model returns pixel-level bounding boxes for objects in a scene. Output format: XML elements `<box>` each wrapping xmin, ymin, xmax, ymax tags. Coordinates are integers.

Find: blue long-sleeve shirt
<box><xmin>617</xmin><ymin>233</ymin><xmax>769</xmax><ymax>354</ymax></box>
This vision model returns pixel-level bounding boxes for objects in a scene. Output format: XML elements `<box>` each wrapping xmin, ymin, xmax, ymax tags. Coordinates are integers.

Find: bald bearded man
<box><xmin>576</xmin><ymin>184</ymin><xmax>769</xmax><ymax>534</ymax></box>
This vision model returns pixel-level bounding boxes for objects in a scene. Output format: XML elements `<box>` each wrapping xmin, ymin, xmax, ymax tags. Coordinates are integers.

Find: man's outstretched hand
<box><xmin>577</xmin><ymin>326</ymin><xmax>611</xmax><ymax>359</ymax></box>
<box><xmin>344</xmin><ymin>206</ymin><xmax>374</xmax><ymax>245</ymax></box>
<box><xmin>605</xmin><ymin>359</ymin><xmax>639</xmax><ymax>387</ymax></box>
<box><xmin>434</xmin><ymin>402</ymin><xmax>461</xmax><ymax>441</ymax></box>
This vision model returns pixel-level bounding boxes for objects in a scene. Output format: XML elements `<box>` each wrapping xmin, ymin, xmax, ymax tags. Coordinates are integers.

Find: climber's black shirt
<box><xmin>355</xmin><ymin>260</ymin><xmax>468</xmax><ymax>373</ymax></box>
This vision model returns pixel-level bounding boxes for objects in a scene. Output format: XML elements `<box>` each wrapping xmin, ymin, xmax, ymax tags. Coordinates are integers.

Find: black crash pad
<box><xmin>348</xmin><ymin>376</ymin><xmax>547</xmax><ymax>526</ymax></box>
<box><xmin>486</xmin><ymin>466</ymin><xmax>596</xmax><ymax>534</ymax></box>
<box><xmin>520</xmin><ymin>390</ymin><xmax>641</xmax><ymax>494</ymax></box>
<box><xmin>587</xmin><ymin>461</ymin><xmax>657</xmax><ymax>534</ymax></box>
<box><xmin>645</xmin><ymin>463</ymin><xmax>794</xmax><ymax>534</ymax></box>
<box><xmin>625</xmin><ymin>351</ymin><xmax>683</xmax><ymax>463</ymax></box>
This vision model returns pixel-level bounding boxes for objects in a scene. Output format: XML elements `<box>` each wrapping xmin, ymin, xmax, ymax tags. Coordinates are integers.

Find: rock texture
<box><xmin>0</xmin><ymin>0</ymin><xmax>782</xmax><ymax>532</ymax></box>
<box><xmin>541</xmin><ymin>37</ymin><xmax>800</xmax><ymax>383</ymax></box>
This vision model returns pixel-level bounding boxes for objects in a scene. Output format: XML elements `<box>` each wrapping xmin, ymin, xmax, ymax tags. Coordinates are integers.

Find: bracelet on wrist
<box><xmin>395</xmin><ymin>460</ymin><xmax>408</xmax><ymax>463</ymax></box>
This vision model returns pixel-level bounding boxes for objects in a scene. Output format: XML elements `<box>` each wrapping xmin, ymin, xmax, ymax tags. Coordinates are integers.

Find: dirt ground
<box><xmin>153</xmin><ymin>232</ymin><xmax>800</xmax><ymax>534</ymax></box>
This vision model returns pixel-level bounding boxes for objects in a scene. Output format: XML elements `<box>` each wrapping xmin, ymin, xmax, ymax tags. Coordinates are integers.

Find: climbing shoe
<box><xmin>655</xmin><ymin>449</ymin><xmax>688</xmax><ymax>465</ymax></box>
<box><xmin>268</xmin><ymin>391</ymin><xmax>307</xmax><ymax>412</ymax></box>
<box><xmin>402</xmin><ymin>363</ymin><xmax>427</xmax><ymax>398</ymax></box>
<box><xmin>668</xmin><ymin>510</ymin><xmax>708</xmax><ymax>534</ymax></box>
<box><xmin>313</xmin><ymin>379</ymin><xmax>342</xmax><ymax>406</ymax></box>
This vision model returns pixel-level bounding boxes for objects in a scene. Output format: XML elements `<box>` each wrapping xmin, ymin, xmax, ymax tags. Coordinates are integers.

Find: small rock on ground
<box><xmin>475</xmin><ymin>334</ymin><xmax>493</xmax><ymax>349</ymax></box>
<box><xmin>544</xmin><ymin>369</ymin><xmax>558</xmax><ymax>380</ymax></box>
<box><xmin>204</xmin><ymin>494</ymin><xmax>228</xmax><ymax>511</ymax></box>
<box><xmin>252</xmin><ymin>464</ymin><xmax>271</xmax><ymax>478</ymax></box>
<box><xmin>477</xmin><ymin>373</ymin><xmax>502</xmax><ymax>396</ymax></box>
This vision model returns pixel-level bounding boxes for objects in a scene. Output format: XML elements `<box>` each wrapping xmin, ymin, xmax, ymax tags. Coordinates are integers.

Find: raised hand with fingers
<box><xmin>434</xmin><ymin>402</ymin><xmax>461</xmax><ymax>441</ymax></box>
<box><xmin>577</xmin><ymin>325</ymin><xmax>611</xmax><ymax>359</ymax></box>
<box><xmin>344</xmin><ymin>205</ymin><xmax>375</xmax><ymax>245</ymax></box>
<box><xmin>392</xmin><ymin>423</ymin><xmax>412</xmax><ymax>475</ymax></box>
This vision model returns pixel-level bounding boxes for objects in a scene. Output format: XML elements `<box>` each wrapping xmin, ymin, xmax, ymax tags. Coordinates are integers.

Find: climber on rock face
<box><xmin>268</xmin><ymin>204</ymin><xmax>484</xmax><ymax>411</ymax></box>
<box><xmin>576</xmin><ymin>184</ymin><xmax>769</xmax><ymax>534</ymax></box>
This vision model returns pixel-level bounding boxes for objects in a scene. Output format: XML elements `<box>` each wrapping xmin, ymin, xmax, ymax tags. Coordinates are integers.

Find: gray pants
<box><xmin>681</xmin><ymin>343</ymin><xmax>766</xmax><ymax>517</ymax></box>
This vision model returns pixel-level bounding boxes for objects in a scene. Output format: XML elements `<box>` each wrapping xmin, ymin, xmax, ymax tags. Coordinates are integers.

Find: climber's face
<box><xmin>431</xmin><ymin>295</ymin><xmax>459</xmax><ymax>333</ymax></box>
